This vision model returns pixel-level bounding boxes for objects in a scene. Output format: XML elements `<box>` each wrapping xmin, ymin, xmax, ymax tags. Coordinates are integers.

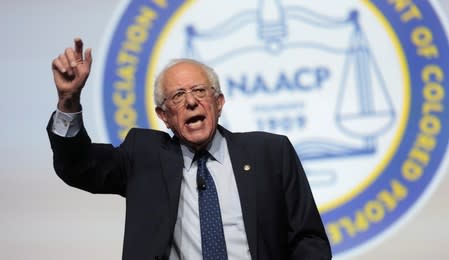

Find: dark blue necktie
<box><xmin>196</xmin><ymin>151</ymin><xmax>228</xmax><ymax>260</ymax></box>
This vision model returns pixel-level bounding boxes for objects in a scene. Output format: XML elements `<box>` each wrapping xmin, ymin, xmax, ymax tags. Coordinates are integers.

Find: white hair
<box><xmin>153</xmin><ymin>58</ymin><xmax>222</xmax><ymax>108</ymax></box>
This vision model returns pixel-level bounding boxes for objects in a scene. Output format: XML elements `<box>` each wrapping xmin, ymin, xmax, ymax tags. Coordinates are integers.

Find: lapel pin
<box><xmin>243</xmin><ymin>164</ymin><xmax>251</xmax><ymax>171</ymax></box>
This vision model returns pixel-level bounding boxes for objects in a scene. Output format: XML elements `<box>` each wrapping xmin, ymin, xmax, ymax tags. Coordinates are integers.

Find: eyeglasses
<box><xmin>162</xmin><ymin>85</ymin><xmax>216</xmax><ymax>106</ymax></box>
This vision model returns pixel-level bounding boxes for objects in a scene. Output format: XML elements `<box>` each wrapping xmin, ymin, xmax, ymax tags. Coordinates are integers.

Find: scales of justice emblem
<box><xmin>167</xmin><ymin>0</ymin><xmax>399</xmax><ymax>212</ymax></box>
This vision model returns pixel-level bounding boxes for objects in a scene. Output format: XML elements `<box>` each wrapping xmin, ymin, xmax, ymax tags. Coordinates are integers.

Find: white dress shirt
<box><xmin>51</xmin><ymin>110</ymin><xmax>251</xmax><ymax>260</ymax></box>
<box><xmin>170</xmin><ymin>131</ymin><xmax>251</xmax><ymax>260</ymax></box>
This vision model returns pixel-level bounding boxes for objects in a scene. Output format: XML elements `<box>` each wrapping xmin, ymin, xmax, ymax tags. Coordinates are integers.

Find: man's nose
<box><xmin>185</xmin><ymin>92</ymin><xmax>198</xmax><ymax>107</ymax></box>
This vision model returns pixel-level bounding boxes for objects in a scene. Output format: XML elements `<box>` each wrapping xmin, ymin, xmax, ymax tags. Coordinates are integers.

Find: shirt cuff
<box><xmin>51</xmin><ymin>109</ymin><xmax>83</xmax><ymax>137</ymax></box>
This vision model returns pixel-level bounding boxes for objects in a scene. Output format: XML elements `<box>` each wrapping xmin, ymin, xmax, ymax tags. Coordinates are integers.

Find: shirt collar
<box><xmin>180</xmin><ymin>130</ymin><xmax>226</xmax><ymax>170</ymax></box>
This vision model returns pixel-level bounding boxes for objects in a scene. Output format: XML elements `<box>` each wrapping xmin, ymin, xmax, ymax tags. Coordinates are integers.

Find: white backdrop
<box><xmin>2</xmin><ymin>0</ymin><xmax>449</xmax><ymax>259</ymax></box>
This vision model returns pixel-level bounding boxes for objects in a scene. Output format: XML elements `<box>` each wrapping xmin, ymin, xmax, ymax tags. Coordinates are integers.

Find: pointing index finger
<box><xmin>74</xmin><ymin>37</ymin><xmax>84</xmax><ymax>62</ymax></box>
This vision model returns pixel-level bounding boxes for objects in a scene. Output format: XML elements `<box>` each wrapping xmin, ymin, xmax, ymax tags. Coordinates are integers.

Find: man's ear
<box><xmin>216</xmin><ymin>94</ymin><xmax>225</xmax><ymax>117</ymax></box>
<box><xmin>156</xmin><ymin>107</ymin><xmax>171</xmax><ymax>129</ymax></box>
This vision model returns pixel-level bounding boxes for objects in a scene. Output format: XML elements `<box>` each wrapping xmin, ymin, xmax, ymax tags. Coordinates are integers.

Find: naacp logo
<box><xmin>97</xmin><ymin>0</ymin><xmax>449</xmax><ymax>257</ymax></box>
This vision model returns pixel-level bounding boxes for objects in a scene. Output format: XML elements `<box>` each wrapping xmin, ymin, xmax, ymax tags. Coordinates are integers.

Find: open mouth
<box><xmin>185</xmin><ymin>115</ymin><xmax>205</xmax><ymax>127</ymax></box>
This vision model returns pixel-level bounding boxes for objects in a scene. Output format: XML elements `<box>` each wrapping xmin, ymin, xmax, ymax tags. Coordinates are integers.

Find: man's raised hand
<box><xmin>51</xmin><ymin>38</ymin><xmax>92</xmax><ymax>112</ymax></box>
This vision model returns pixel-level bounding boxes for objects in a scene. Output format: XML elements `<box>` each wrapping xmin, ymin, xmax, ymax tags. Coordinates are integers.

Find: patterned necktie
<box><xmin>196</xmin><ymin>150</ymin><xmax>228</xmax><ymax>260</ymax></box>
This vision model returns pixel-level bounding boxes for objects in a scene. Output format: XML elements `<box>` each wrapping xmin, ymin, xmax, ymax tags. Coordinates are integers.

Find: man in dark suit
<box><xmin>48</xmin><ymin>38</ymin><xmax>332</xmax><ymax>259</ymax></box>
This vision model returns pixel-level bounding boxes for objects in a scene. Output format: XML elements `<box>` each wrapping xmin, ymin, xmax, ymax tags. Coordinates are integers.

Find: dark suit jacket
<box><xmin>48</xmin><ymin>120</ymin><xmax>331</xmax><ymax>260</ymax></box>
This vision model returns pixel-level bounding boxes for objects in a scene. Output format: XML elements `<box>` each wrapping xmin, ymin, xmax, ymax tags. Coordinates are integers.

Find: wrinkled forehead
<box><xmin>161</xmin><ymin>62</ymin><xmax>210</xmax><ymax>92</ymax></box>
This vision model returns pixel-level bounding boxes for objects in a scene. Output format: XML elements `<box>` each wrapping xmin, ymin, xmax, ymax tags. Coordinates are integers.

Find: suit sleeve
<box><xmin>47</xmin><ymin>114</ymin><xmax>134</xmax><ymax>196</ymax></box>
<box><xmin>280</xmin><ymin>136</ymin><xmax>332</xmax><ymax>259</ymax></box>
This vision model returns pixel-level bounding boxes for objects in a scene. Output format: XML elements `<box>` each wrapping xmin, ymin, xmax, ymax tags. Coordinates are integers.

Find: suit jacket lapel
<box><xmin>160</xmin><ymin>128</ymin><xmax>258</xmax><ymax>258</ymax></box>
<box><xmin>160</xmin><ymin>138</ymin><xmax>184</xmax><ymax>237</ymax></box>
<box><xmin>221</xmin><ymin>126</ymin><xmax>258</xmax><ymax>260</ymax></box>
